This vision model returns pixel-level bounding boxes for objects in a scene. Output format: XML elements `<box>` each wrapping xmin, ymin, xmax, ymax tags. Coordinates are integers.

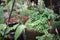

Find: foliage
<box><xmin>0</xmin><ymin>24</ymin><xmax>26</xmax><ymax>40</ymax></box>
<box><xmin>25</xmin><ymin>0</ymin><xmax>59</xmax><ymax>40</ymax></box>
<box><xmin>0</xmin><ymin>0</ymin><xmax>27</xmax><ymax>40</ymax></box>
<box><xmin>0</xmin><ymin>6</ymin><xmax>4</xmax><ymax>24</ymax></box>
<box><xmin>0</xmin><ymin>24</ymin><xmax>6</xmax><ymax>36</ymax></box>
<box><xmin>14</xmin><ymin>25</ymin><xmax>26</xmax><ymax>40</ymax></box>
<box><xmin>0</xmin><ymin>0</ymin><xmax>60</xmax><ymax>40</ymax></box>
<box><xmin>25</xmin><ymin>7</ymin><xmax>59</xmax><ymax>40</ymax></box>
<box><xmin>7</xmin><ymin>0</ymin><xmax>11</xmax><ymax>3</ymax></box>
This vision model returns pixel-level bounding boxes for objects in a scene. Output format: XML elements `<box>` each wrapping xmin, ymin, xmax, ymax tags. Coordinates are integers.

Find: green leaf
<box><xmin>14</xmin><ymin>25</ymin><xmax>26</xmax><ymax>40</ymax></box>
<box><xmin>7</xmin><ymin>0</ymin><xmax>11</xmax><ymax>3</ymax></box>
<box><xmin>7</xmin><ymin>0</ymin><xmax>13</xmax><ymax>10</ymax></box>
<box><xmin>5</xmin><ymin>24</ymin><xmax>18</xmax><ymax>34</ymax></box>
<box><xmin>0</xmin><ymin>6</ymin><xmax>4</xmax><ymax>24</ymax></box>
<box><xmin>0</xmin><ymin>24</ymin><xmax>6</xmax><ymax>36</ymax></box>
